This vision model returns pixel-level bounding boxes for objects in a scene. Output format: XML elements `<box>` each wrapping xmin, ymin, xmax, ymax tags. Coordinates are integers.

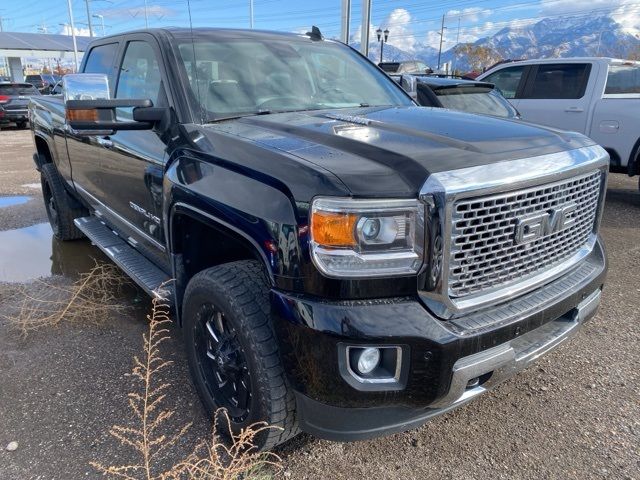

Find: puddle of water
<box><xmin>0</xmin><ymin>196</ymin><xmax>31</xmax><ymax>208</ymax></box>
<box><xmin>0</xmin><ymin>223</ymin><xmax>110</xmax><ymax>282</ymax></box>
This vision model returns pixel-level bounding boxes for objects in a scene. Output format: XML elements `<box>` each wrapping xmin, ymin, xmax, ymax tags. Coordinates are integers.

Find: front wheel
<box><xmin>182</xmin><ymin>260</ymin><xmax>299</xmax><ymax>450</ymax></box>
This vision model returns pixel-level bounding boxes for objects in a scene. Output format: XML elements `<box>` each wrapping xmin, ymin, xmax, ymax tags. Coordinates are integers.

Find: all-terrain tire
<box><xmin>182</xmin><ymin>260</ymin><xmax>299</xmax><ymax>450</ymax></box>
<box><xmin>41</xmin><ymin>163</ymin><xmax>86</xmax><ymax>240</ymax></box>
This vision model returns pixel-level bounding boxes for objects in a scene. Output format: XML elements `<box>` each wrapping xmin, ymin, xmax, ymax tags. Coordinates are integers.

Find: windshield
<box><xmin>434</xmin><ymin>87</ymin><xmax>517</xmax><ymax>118</ymax></box>
<box><xmin>176</xmin><ymin>37</ymin><xmax>412</xmax><ymax>122</ymax></box>
<box><xmin>0</xmin><ymin>84</ymin><xmax>40</xmax><ymax>95</ymax></box>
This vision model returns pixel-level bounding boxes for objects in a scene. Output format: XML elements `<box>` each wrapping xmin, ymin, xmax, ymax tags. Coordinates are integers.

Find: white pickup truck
<box><xmin>478</xmin><ymin>57</ymin><xmax>640</xmax><ymax>186</ymax></box>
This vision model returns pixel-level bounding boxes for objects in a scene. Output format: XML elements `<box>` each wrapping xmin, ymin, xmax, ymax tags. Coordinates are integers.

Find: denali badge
<box><xmin>129</xmin><ymin>201</ymin><xmax>161</xmax><ymax>225</ymax></box>
<box><xmin>514</xmin><ymin>203</ymin><xmax>577</xmax><ymax>245</ymax></box>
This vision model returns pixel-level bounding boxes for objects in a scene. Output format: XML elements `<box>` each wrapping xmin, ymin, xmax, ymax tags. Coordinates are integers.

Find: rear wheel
<box><xmin>17</xmin><ymin>121</ymin><xmax>27</xmax><ymax>129</ymax></box>
<box><xmin>41</xmin><ymin>163</ymin><xmax>86</xmax><ymax>240</ymax></box>
<box><xmin>182</xmin><ymin>260</ymin><xmax>299</xmax><ymax>450</ymax></box>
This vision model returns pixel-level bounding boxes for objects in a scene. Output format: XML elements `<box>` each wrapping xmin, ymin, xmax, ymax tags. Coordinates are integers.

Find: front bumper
<box><xmin>271</xmin><ymin>237</ymin><xmax>606</xmax><ymax>441</ymax></box>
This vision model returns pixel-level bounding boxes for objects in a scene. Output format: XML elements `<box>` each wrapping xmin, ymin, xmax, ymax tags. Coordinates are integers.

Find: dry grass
<box><xmin>1</xmin><ymin>262</ymin><xmax>131</xmax><ymax>336</ymax></box>
<box><xmin>92</xmin><ymin>286</ymin><xmax>282</xmax><ymax>480</ymax></box>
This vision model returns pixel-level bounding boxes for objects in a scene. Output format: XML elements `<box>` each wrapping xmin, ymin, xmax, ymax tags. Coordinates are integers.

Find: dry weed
<box><xmin>1</xmin><ymin>262</ymin><xmax>131</xmax><ymax>336</ymax></box>
<box><xmin>167</xmin><ymin>409</ymin><xmax>282</xmax><ymax>480</ymax></box>
<box><xmin>92</xmin><ymin>287</ymin><xmax>282</xmax><ymax>480</ymax></box>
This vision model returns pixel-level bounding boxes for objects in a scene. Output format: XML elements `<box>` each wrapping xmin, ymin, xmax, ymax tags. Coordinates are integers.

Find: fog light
<box><xmin>356</xmin><ymin>347</ymin><xmax>381</xmax><ymax>375</ymax></box>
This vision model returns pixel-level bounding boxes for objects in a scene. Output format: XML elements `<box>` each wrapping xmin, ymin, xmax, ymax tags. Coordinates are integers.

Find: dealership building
<box><xmin>0</xmin><ymin>31</ymin><xmax>91</xmax><ymax>81</ymax></box>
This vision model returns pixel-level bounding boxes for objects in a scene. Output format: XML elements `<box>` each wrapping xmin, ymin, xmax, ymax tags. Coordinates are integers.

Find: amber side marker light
<box><xmin>311</xmin><ymin>211</ymin><xmax>358</xmax><ymax>247</ymax></box>
<box><xmin>67</xmin><ymin>109</ymin><xmax>99</xmax><ymax>122</ymax></box>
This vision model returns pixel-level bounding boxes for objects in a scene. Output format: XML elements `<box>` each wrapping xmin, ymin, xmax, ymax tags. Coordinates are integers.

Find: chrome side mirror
<box><xmin>400</xmin><ymin>75</ymin><xmax>418</xmax><ymax>101</ymax></box>
<box><xmin>63</xmin><ymin>73</ymin><xmax>110</xmax><ymax>102</ymax></box>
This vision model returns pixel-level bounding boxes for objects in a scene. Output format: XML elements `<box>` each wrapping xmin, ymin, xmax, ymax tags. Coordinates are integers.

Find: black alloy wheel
<box><xmin>194</xmin><ymin>303</ymin><xmax>252</xmax><ymax>422</ymax></box>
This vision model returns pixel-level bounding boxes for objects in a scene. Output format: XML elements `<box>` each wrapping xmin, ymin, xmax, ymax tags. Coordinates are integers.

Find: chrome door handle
<box><xmin>96</xmin><ymin>137</ymin><xmax>113</xmax><ymax>148</ymax></box>
<box><xmin>564</xmin><ymin>107</ymin><xmax>584</xmax><ymax>113</ymax></box>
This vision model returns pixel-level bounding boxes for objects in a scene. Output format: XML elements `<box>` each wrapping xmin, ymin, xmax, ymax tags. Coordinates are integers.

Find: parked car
<box><xmin>25</xmin><ymin>74</ymin><xmax>60</xmax><ymax>94</ymax></box>
<box><xmin>478</xmin><ymin>57</ymin><xmax>640</xmax><ymax>187</ymax></box>
<box><xmin>0</xmin><ymin>82</ymin><xmax>40</xmax><ymax>128</ymax></box>
<box><xmin>30</xmin><ymin>28</ymin><xmax>608</xmax><ymax>450</ymax></box>
<box><xmin>395</xmin><ymin>75</ymin><xmax>520</xmax><ymax>119</ymax></box>
<box><xmin>379</xmin><ymin>60</ymin><xmax>432</xmax><ymax>74</ymax></box>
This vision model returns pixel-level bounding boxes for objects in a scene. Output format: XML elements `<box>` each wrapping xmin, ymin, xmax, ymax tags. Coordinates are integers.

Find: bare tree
<box><xmin>453</xmin><ymin>43</ymin><xmax>503</xmax><ymax>72</ymax></box>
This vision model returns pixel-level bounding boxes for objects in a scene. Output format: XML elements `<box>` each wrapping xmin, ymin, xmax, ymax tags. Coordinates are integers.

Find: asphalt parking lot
<box><xmin>0</xmin><ymin>127</ymin><xmax>638</xmax><ymax>480</ymax></box>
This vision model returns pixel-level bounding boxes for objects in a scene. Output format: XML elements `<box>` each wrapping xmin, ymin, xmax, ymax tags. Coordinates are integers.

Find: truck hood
<box><xmin>207</xmin><ymin>106</ymin><xmax>595</xmax><ymax>197</ymax></box>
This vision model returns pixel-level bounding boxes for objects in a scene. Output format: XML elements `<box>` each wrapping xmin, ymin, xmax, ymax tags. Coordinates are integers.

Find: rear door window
<box><xmin>83</xmin><ymin>43</ymin><xmax>119</xmax><ymax>84</ymax></box>
<box><xmin>605</xmin><ymin>65</ymin><xmax>640</xmax><ymax>94</ymax></box>
<box><xmin>524</xmin><ymin>63</ymin><xmax>591</xmax><ymax>99</ymax></box>
<box><xmin>481</xmin><ymin>66</ymin><xmax>525</xmax><ymax>99</ymax></box>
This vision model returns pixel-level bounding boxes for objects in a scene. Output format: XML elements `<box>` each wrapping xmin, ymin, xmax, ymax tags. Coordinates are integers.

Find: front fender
<box><xmin>163</xmin><ymin>150</ymin><xmax>306</xmax><ymax>286</ymax></box>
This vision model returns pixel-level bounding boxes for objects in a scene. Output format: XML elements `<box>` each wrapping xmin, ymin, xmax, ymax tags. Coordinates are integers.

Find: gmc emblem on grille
<box><xmin>514</xmin><ymin>203</ymin><xmax>578</xmax><ymax>245</ymax></box>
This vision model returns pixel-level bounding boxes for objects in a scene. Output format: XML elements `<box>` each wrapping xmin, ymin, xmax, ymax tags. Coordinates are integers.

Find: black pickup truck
<box><xmin>30</xmin><ymin>28</ymin><xmax>608</xmax><ymax>449</ymax></box>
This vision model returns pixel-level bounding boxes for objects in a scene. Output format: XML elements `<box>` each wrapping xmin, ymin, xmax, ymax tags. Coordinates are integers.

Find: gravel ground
<box><xmin>0</xmin><ymin>128</ymin><xmax>638</xmax><ymax>479</ymax></box>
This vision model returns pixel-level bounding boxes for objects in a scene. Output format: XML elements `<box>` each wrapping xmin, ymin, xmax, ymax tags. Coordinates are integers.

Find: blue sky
<box><xmin>5</xmin><ymin>0</ymin><xmax>639</xmax><ymax>52</ymax></box>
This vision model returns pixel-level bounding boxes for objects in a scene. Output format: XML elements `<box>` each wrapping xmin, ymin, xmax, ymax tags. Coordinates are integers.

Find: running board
<box><xmin>74</xmin><ymin>216</ymin><xmax>174</xmax><ymax>304</ymax></box>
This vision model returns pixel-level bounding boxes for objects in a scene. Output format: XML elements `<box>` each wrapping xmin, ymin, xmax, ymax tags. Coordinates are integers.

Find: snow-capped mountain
<box><xmin>457</xmin><ymin>15</ymin><xmax>639</xmax><ymax>62</ymax></box>
<box><xmin>355</xmin><ymin>14</ymin><xmax>640</xmax><ymax>71</ymax></box>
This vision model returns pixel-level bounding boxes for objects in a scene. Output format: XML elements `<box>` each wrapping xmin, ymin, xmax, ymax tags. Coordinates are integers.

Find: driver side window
<box><xmin>115</xmin><ymin>41</ymin><xmax>164</xmax><ymax>119</ymax></box>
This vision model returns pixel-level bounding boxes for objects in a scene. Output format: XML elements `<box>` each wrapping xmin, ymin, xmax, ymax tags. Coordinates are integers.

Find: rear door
<box><xmin>516</xmin><ymin>62</ymin><xmax>595</xmax><ymax>133</ymax></box>
<box><xmin>94</xmin><ymin>33</ymin><xmax>169</xmax><ymax>257</ymax></box>
<box><xmin>67</xmin><ymin>41</ymin><xmax>121</xmax><ymax>206</ymax></box>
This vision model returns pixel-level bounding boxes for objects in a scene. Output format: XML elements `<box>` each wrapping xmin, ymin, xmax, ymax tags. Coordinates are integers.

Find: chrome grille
<box><xmin>449</xmin><ymin>170</ymin><xmax>602</xmax><ymax>297</ymax></box>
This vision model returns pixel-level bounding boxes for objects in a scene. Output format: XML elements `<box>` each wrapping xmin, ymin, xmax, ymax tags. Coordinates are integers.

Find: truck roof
<box><xmin>92</xmin><ymin>27</ymin><xmax>317</xmax><ymax>44</ymax></box>
<box><xmin>485</xmin><ymin>57</ymin><xmax>640</xmax><ymax>68</ymax></box>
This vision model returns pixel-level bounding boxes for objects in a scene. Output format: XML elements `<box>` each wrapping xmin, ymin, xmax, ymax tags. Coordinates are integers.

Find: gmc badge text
<box><xmin>29</xmin><ymin>28</ymin><xmax>608</xmax><ymax>450</ymax></box>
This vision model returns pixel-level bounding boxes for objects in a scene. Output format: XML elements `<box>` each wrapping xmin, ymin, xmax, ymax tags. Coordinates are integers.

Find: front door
<box><xmin>94</xmin><ymin>35</ymin><xmax>169</xmax><ymax>260</ymax></box>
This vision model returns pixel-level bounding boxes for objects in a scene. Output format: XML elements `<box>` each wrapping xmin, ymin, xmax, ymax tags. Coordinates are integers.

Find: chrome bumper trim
<box><xmin>429</xmin><ymin>288</ymin><xmax>601</xmax><ymax>409</ymax></box>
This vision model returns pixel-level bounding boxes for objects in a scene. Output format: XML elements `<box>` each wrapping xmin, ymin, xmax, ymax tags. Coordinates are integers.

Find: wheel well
<box><xmin>34</xmin><ymin>135</ymin><xmax>53</xmax><ymax>167</ymax></box>
<box><xmin>171</xmin><ymin>213</ymin><xmax>270</xmax><ymax>304</ymax></box>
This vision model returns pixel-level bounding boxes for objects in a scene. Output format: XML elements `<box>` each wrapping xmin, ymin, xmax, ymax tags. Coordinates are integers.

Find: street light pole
<box><xmin>93</xmin><ymin>14</ymin><xmax>105</xmax><ymax>36</ymax></box>
<box><xmin>360</xmin><ymin>0</ymin><xmax>371</xmax><ymax>57</ymax></box>
<box><xmin>437</xmin><ymin>14</ymin><xmax>446</xmax><ymax>70</ymax></box>
<box><xmin>376</xmin><ymin>28</ymin><xmax>389</xmax><ymax>64</ymax></box>
<box><xmin>65</xmin><ymin>0</ymin><xmax>79</xmax><ymax>72</ymax></box>
<box><xmin>340</xmin><ymin>0</ymin><xmax>351</xmax><ymax>44</ymax></box>
<box><xmin>249</xmin><ymin>0</ymin><xmax>254</xmax><ymax>28</ymax></box>
<box><xmin>84</xmin><ymin>0</ymin><xmax>94</xmax><ymax>37</ymax></box>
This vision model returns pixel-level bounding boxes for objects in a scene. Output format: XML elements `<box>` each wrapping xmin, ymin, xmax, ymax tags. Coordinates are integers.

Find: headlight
<box><xmin>310</xmin><ymin>197</ymin><xmax>424</xmax><ymax>278</ymax></box>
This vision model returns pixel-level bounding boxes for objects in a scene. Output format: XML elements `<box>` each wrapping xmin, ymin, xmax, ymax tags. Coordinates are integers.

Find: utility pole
<box><xmin>65</xmin><ymin>0</ymin><xmax>79</xmax><ymax>72</ymax></box>
<box><xmin>437</xmin><ymin>14</ymin><xmax>446</xmax><ymax>70</ymax></box>
<box><xmin>84</xmin><ymin>0</ymin><xmax>94</xmax><ymax>37</ymax></box>
<box><xmin>340</xmin><ymin>0</ymin><xmax>351</xmax><ymax>44</ymax></box>
<box><xmin>249</xmin><ymin>0</ymin><xmax>254</xmax><ymax>28</ymax></box>
<box><xmin>452</xmin><ymin>17</ymin><xmax>461</xmax><ymax>73</ymax></box>
<box><xmin>143</xmin><ymin>0</ymin><xmax>149</xmax><ymax>28</ymax></box>
<box><xmin>360</xmin><ymin>0</ymin><xmax>371</xmax><ymax>57</ymax></box>
<box><xmin>0</xmin><ymin>15</ymin><xmax>5</xmax><ymax>32</ymax></box>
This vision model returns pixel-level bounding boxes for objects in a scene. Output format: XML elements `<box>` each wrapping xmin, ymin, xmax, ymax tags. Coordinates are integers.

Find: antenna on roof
<box><xmin>306</xmin><ymin>26</ymin><xmax>323</xmax><ymax>41</ymax></box>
